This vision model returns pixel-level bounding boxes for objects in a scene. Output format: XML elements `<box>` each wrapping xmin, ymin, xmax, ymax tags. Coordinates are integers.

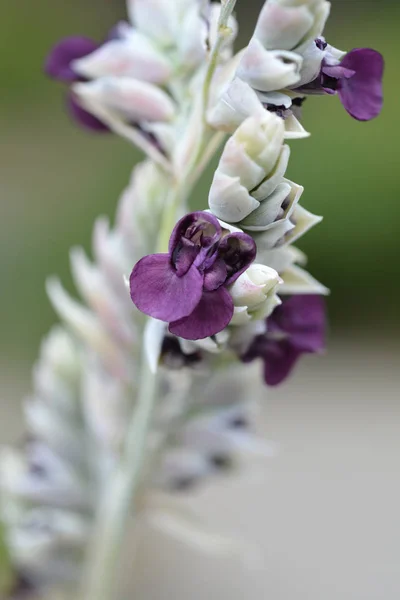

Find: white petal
<box><xmin>251</xmin><ymin>144</ymin><xmax>291</xmax><ymax>201</ymax></box>
<box><xmin>73</xmin><ymin>78</ymin><xmax>175</xmax><ymax>123</ymax></box>
<box><xmin>218</xmin><ymin>137</ymin><xmax>265</xmax><ymax>191</ymax></box>
<box><xmin>208</xmin><ymin>172</ymin><xmax>260</xmax><ymax>223</ymax></box>
<box><xmin>207</xmin><ymin>77</ymin><xmax>265</xmax><ymax>133</ymax></box>
<box><xmin>280</xmin><ymin>265</ymin><xmax>329</xmax><ymax>295</ymax></box>
<box><xmin>284</xmin><ymin>204</ymin><xmax>323</xmax><ymax>245</ymax></box>
<box><xmin>144</xmin><ymin>318</ymin><xmax>167</xmax><ymax>374</ymax></box>
<box><xmin>254</xmin><ymin>2</ymin><xmax>314</xmax><ymax>50</ymax></box>
<box><xmin>72</xmin><ymin>34</ymin><xmax>171</xmax><ymax>83</ymax></box>
<box><xmin>294</xmin><ymin>37</ymin><xmax>326</xmax><ymax>87</ymax></box>
<box><xmin>241</xmin><ymin>182</ymin><xmax>292</xmax><ymax>228</ymax></box>
<box><xmin>284</xmin><ymin>113</ymin><xmax>310</xmax><ymax>139</ymax></box>
<box><xmin>237</xmin><ymin>39</ymin><xmax>302</xmax><ymax>92</ymax></box>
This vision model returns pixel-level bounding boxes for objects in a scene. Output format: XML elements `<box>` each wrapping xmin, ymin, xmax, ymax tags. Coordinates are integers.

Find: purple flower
<box><xmin>130</xmin><ymin>212</ymin><xmax>256</xmax><ymax>340</ymax></box>
<box><xmin>242</xmin><ymin>295</ymin><xmax>326</xmax><ymax>386</ymax></box>
<box><xmin>45</xmin><ymin>37</ymin><xmax>109</xmax><ymax>131</ymax></box>
<box><xmin>298</xmin><ymin>46</ymin><xmax>384</xmax><ymax>121</ymax></box>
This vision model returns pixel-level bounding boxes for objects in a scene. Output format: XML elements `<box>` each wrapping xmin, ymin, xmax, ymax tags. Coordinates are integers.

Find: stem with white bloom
<box><xmin>81</xmin><ymin>350</ymin><xmax>158</xmax><ymax>600</ymax></box>
<box><xmin>81</xmin><ymin>4</ymin><xmax>240</xmax><ymax>599</ymax></box>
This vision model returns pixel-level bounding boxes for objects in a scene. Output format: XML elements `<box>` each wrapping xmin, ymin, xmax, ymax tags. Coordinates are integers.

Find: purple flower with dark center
<box><xmin>45</xmin><ymin>37</ymin><xmax>109</xmax><ymax>131</ymax></box>
<box><xmin>242</xmin><ymin>295</ymin><xmax>326</xmax><ymax>386</ymax></box>
<box><xmin>298</xmin><ymin>46</ymin><xmax>384</xmax><ymax>121</ymax></box>
<box><xmin>130</xmin><ymin>212</ymin><xmax>256</xmax><ymax>340</ymax></box>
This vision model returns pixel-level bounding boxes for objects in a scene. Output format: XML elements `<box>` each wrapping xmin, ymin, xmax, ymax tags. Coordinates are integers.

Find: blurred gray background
<box><xmin>0</xmin><ymin>1</ymin><xmax>399</xmax><ymax>598</ymax></box>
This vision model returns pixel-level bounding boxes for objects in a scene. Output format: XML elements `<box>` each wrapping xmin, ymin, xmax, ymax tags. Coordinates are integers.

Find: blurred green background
<box><xmin>0</xmin><ymin>0</ymin><xmax>398</xmax><ymax>368</ymax></box>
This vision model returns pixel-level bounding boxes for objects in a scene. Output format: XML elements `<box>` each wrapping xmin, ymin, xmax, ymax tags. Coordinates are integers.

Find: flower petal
<box><xmin>130</xmin><ymin>254</ymin><xmax>203</xmax><ymax>322</ymax></box>
<box><xmin>262</xmin><ymin>341</ymin><xmax>302</xmax><ymax>386</ymax></box>
<box><xmin>67</xmin><ymin>93</ymin><xmax>109</xmax><ymax>132</ymax></box>
<box><xmin>168</xmin><ymin>212</ymin><xmax>222</xmax><ymax>257</ymax></box>
<box><xmin>169</xmin><ymin>288</ymin><xmax>234</xmax><ymax>341</ymax></box>
<box><xmin>218</xmin><ymin>233</ymin><xmax>257</xmax><ymax>285</ymax></box>
<box><xmin>268</xmin><ymin>295</ymin><xmax>326</xmax><ymax>353</ymax></box>
<box><xmin>242</xmin><ymin>337</ymin><xmax>301</xmax><ymax>386</ymax></box>
<box><xmin>45</xmin><ymin>37</ymin><xmax>99</xmax><ymax>82</ymax></box>
<box><xmin>203</xmin><ymin>259</ymin><xmax>227</xmax><ymax>292</ymax></box>
<box><xmin>338</xmin><ymin>48</ymin><xmax>384</xmax><ymax>121</ymax></box>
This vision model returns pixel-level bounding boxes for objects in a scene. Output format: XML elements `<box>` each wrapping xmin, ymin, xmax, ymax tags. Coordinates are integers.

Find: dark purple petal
<box><xmin>218</xmin><ymin>233</ymin><xmax>256</xmax><ymax>285</ymax></box>
<box><xmin>203</xmin><ymin>258</ymin><xmax>227</xmax><ymax>291</ymax></box>
<box><xmin>169</xmin><ymin>287</ymin><xmax>234</xmax><ymax>340</ymax></box>
<box><xmin>45</xmin><ymin>36</ymin><xmax>99</xmax><ymax>82</ymax></box>
<box><xmin>67</xmin><ymin>92</ymin><xmax>110</xmax><ymax>131</ymax></box>
<box><xmin>262</xmin><ymin>341</ymin><xmax>302</xmax><ymax>386</ymax></box>
<box><xmin>171</xmin><ymin>236</ymin><xmax>201</xmax><ymax>277</ymax></box>
<box><xmin>242</xmin><ymin>295</ymin><xmax>326</xmax><ymax>386</ymax></box>
<box><xmin>337</xmin><ymin>48</ymin><xmax>384</xmax><ymax>121</ymax></box>
<box><xmin>242</xmin><ymin>336</ymin><xmax>302</xmax><ymax>386</ymax></box>
<box><xmin>322</xmin><ymin>63</ymin><xmax>355</xmax><ymax>81</ymax></box>
<box><xmin>130</xmin><ymin>253</ymin><xmax>203</xmax><ymax>322</ymax></box>
<box><xmin>168</xmin><ymin>212</ymin><xmax>221</xmax><ymax>258</ymax></box>
<box><xmin>268</xmin><ymin>295</ymin><xmax>326</xmax><ymax>353</ymax></box>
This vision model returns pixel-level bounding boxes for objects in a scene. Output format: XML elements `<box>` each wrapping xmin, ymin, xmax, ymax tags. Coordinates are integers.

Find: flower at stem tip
<box><xmin>296</xmin><ymin>44</ymin><xmax>384</xmax><ymax>121</ymax></box>
<box><xmin>129</xmin><ymin>212</ymin><xmax>257</xmax><ymax>340</ymax></box>
<box><xmin>241</xmin><ymin>294</ymin><xmax>326</xmax><ymax>386</ymax></box>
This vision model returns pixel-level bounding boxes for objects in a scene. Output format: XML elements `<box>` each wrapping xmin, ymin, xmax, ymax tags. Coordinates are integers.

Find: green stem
<box><xmin>202</xmin><ymin>0</ymin><xmax>238</xmax><ymax>124</ymax></box>
<box><xmin>80</xmin><ymin>353</ymin><xmax>158</xmax><ymax>600</ymax></box>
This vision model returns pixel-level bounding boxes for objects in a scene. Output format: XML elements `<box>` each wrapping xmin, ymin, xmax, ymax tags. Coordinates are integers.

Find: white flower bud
<box><xmin>234</xmin><ymin>111</ymin><xmax>285</xmax><ymax>173</ymax></box>
<box><xmin>237</xmin><ymin>39</ymin><xmax>302</xmax><ymax>92</ymax></box>
<box><xmin>208</xmin><ymin>172</ymin><xmax>260</xmax><ymax>223</ymax></box>
<box><xmin>127</xmin><ymin>0</ymin><xmax>177</xmax><ymax>46</ymax></box>
<box><xmin>242</xmin><ymin>179</ymin><xmax>303</xmax><ymax>243</ymax></box>
<box><xmin>73</xmin><ymin>77</ymin><xmax>175</xmax><ymax>124</ymax></box>
<box><xmin>72</xmin><ymin>33</ymin><xmax>172</xmax><ymax>84</ymax></box>
<box><xmin>294</xmin><ymin>37</ymin><xmax>326</xmax><ymax>87</ymax></box>
<box><xmin>241</xmin><ymin>181</ymin><xmax>293</xmax><ymax>229</ymax></box>
<box><xmin>254</xmin><ymin>2</ymin><xmax>314</xmax><ymax>50</ymax></box>
<box><xmin>209</xmin><ymin>113</ymin><xmax>288</xmax><ymax>223</ymax></box>
<box><xmin>251</xmin><ymin>145</ymin><xmax>291</xmax><ymax>201</ymax></box>
<box><xmin>254</xmin><ymin>0</ymin><xmax>330</xmax><ymax>51</ymax></box>
<box><xmin>229</xmin><ymin>264</ymin><xmax>282</xmax><ymax>309</ymax></box>
<box><xmin>207</xmin><ymin>77</ymin><xmax>265</xmax><ymax>133</ymax></box>
<box><xmin>178</xmin><ymin>4</ymin><xmax>208</xmax><ymax>68</ymax></box>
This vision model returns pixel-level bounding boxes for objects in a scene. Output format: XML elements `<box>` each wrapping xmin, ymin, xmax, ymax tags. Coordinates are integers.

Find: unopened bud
<box><xmin>72</xmin><ymin>32</ymin><xmax>172</xmax><ymax>84</ymax></box>
<box><xmin>73</xmin><ymin>78</ymin><xmax>175</xmax><ymax>124</ymax></box>
<box><xmin>237</xmin><ymin>39</ymin><xmax>302</xmax><ymax>92</ymax></box>
<box><xmin>230</xmin><ymin>264</ymin><xmax>282</xmax><ymax>309</ymax></box>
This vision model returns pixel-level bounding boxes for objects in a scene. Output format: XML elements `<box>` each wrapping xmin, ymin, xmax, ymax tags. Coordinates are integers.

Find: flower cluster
<box><xmin>130</xmin><ymin>211</ymin><xmax>258</xmax><ymax>340</ymax></box>
<box><xmin>1</xmin><ymin>1</ymin><xmax>384</xmax><ymax>599</ymax></box>
<box><xmin>45</xmin><ymin>0</ymin><xmax>237</xmax><ymax>166</ymax></box>
<box><xmin>208</xmin><ymin>0</ymin><xmax>383</xmax><ymax>135</ymax></box>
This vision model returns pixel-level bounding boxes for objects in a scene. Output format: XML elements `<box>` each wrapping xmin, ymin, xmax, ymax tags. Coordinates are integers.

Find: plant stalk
<box><xmin>80</xmin><ymin>353</ymin><xmax>158</xmax><ymax>600</ymax></box>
